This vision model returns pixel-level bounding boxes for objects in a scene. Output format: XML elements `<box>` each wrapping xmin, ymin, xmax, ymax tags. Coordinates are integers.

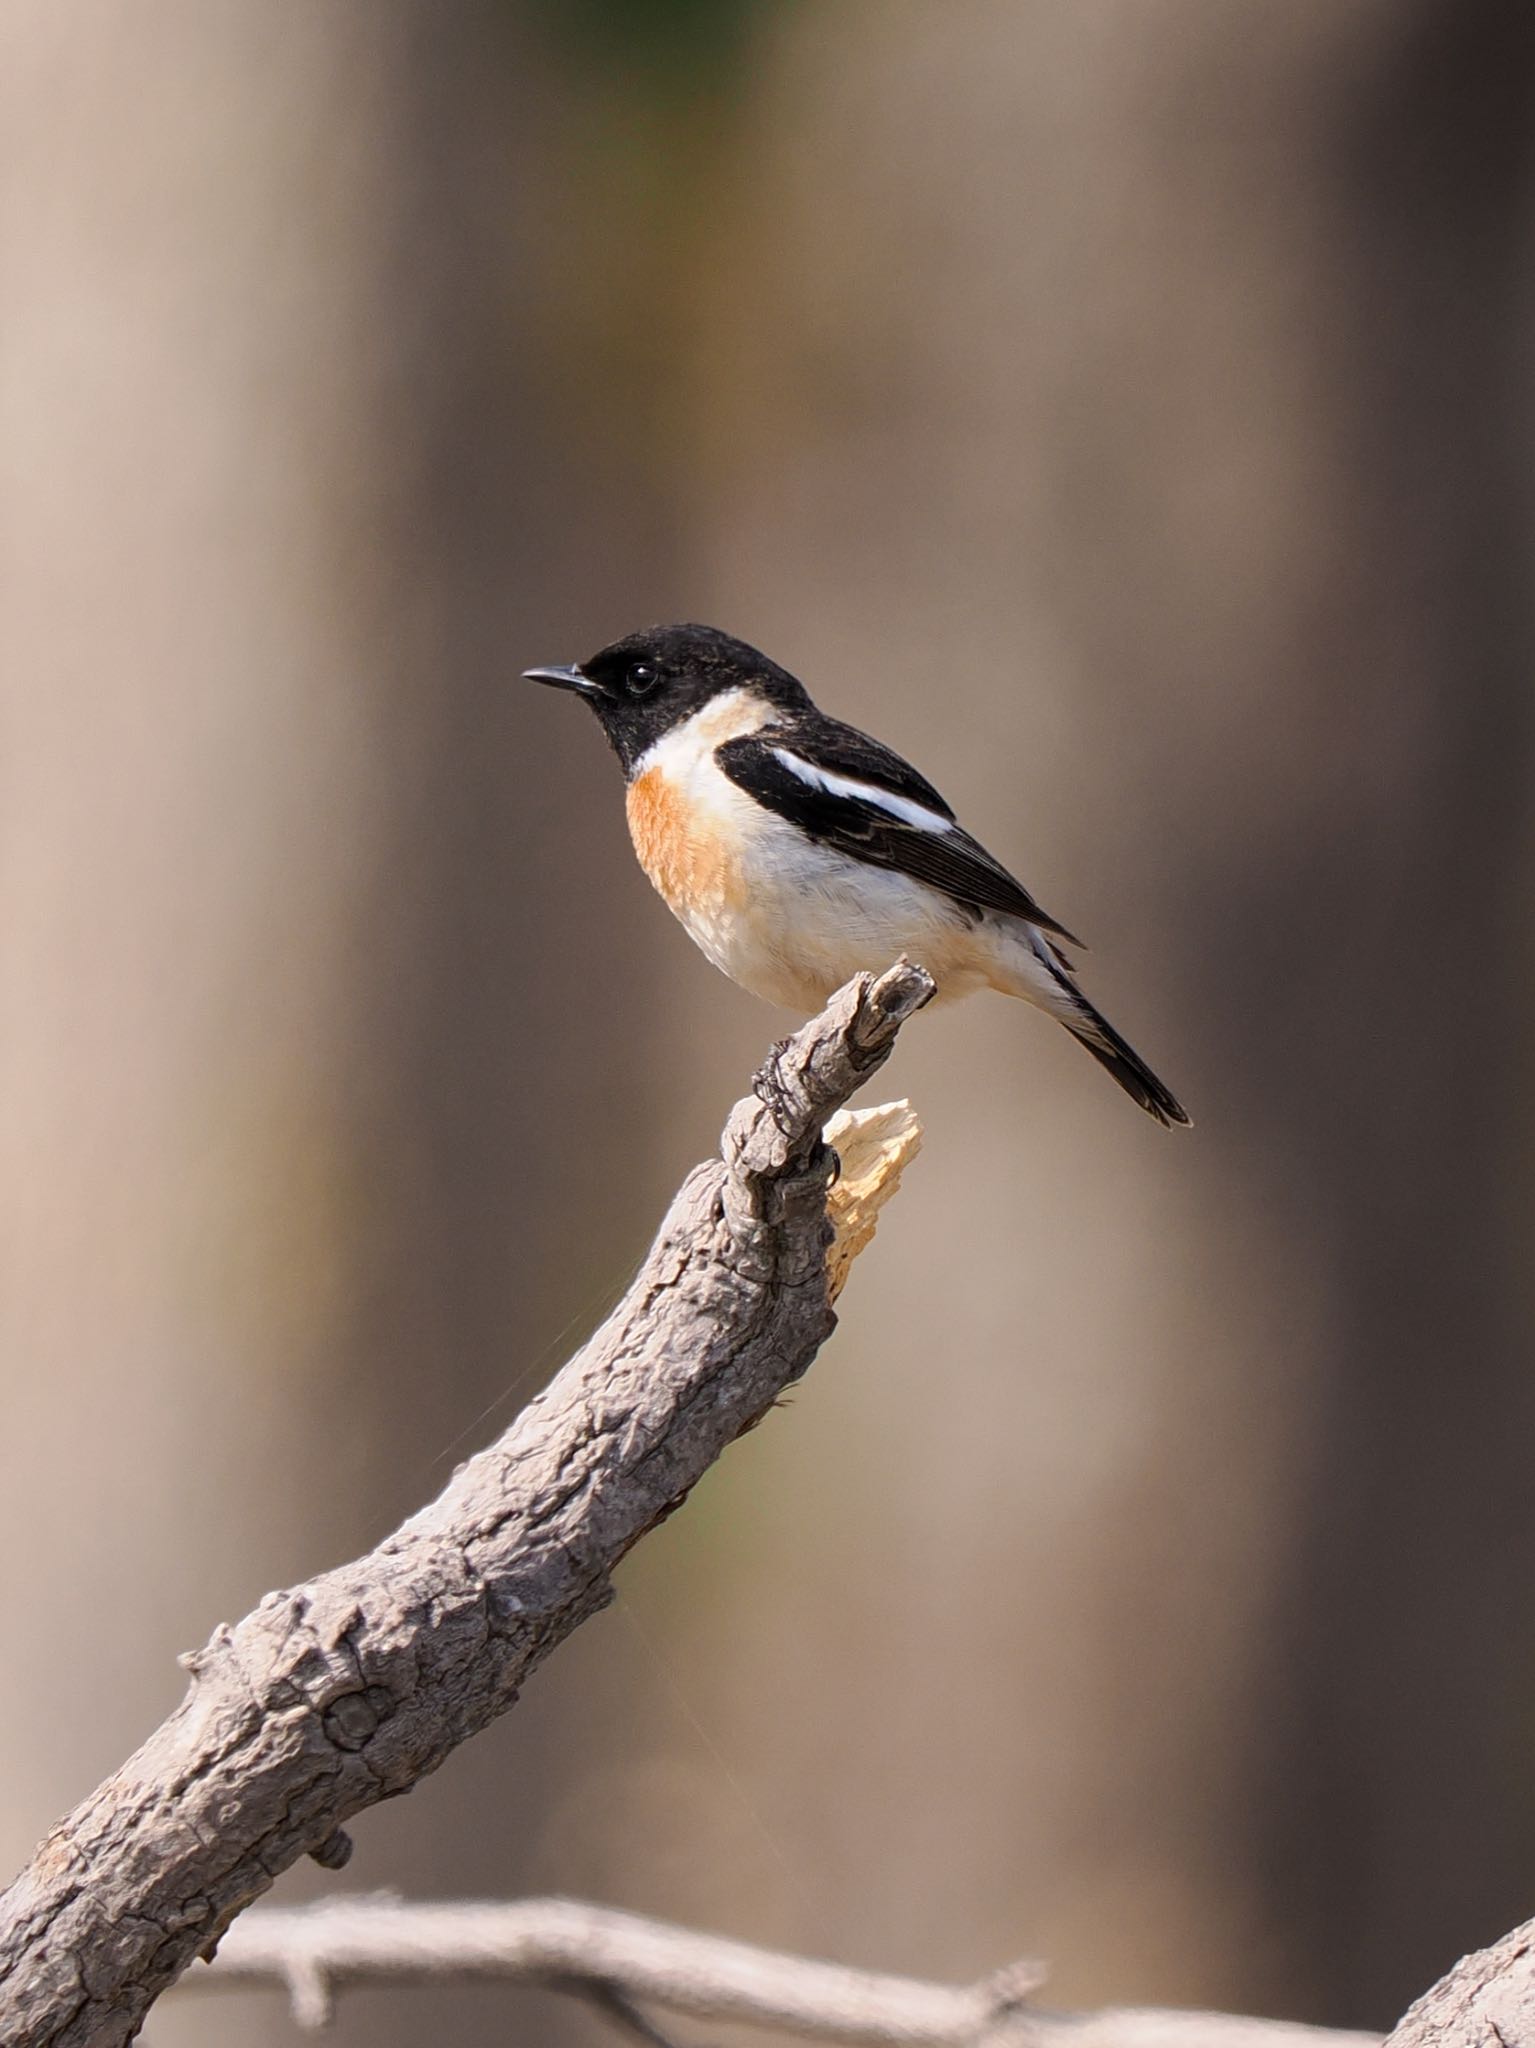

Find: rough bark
<box><xmin>1384</xmin><ymin>1916</ymin><xmax>1535</xmax><ymax>2048</ymax></box>
<box><xmin>0</xmin><ymin>963</ymin><xmax>933</xmax><ymax>2048</ymax></box>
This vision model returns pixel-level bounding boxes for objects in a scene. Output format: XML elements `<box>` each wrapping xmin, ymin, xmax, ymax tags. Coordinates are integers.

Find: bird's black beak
<box><xmin>522</xmin><ymin>663</ymin><xmax>592</xmax><ymax>694</ymax></box>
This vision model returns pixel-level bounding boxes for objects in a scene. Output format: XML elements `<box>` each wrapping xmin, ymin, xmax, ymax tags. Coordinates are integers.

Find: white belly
<box><xmin>681</xmin><ymin>817</ymin><xmax>991</xmax><ymax>1012</ymax></box>
<box><xmin>625</xmin><ymin>689</ymin><xmax>1005</xmax><ymax>1014</ymax></box>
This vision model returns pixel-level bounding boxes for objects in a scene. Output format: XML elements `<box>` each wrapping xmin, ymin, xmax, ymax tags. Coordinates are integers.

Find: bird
<box><xmin>524</xmin><ymin>623</ymin><xmax>1189</xmax><ymax>1127</ymax></box>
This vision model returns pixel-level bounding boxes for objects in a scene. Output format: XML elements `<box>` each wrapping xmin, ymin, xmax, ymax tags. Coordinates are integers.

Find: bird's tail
<box><xmin>989</xmin><ymin>927</ymin><xmax>1191</xmax><ymax>1127</ymax></box>
<box><xmin>1055</xmin><ymin>974</ymin><xmax>1190</xmax><ymax>1127</ymax></box>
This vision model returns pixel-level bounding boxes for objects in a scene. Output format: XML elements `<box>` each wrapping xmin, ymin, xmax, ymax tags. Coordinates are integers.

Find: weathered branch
<box><xmin>1384</xmin><ymin>1912</ymin><xmax>1535</xmax><ymax>2048</ymax></box>
<box><xmin>0</xmin><ymin>964</ymin><xmax>934</xmax><ymax>2048</ymax></box>
<box><xmin>183</xmin><ymin>1893</ymin><xmax>1381</xmax><ymax>2048</ymax></box>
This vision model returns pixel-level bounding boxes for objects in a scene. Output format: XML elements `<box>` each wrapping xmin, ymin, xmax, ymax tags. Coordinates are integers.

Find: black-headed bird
<box><xmin>525</xmin><ymin>623</ymin><xmax>1189</xmax><ymax>1127</ymax></box>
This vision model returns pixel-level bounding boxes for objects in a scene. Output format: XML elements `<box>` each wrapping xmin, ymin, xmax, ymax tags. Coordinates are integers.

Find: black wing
<box><xmin>715</xmin><ymin>716</ymin><xmax>1083</xmax><ymax>946</ymax></box>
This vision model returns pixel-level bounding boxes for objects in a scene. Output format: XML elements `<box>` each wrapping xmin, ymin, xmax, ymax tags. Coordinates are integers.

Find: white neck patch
<box><xmin>634</xmin><ymin>687</ymin><xmax>777</xmax><ymax>778</ymax></box>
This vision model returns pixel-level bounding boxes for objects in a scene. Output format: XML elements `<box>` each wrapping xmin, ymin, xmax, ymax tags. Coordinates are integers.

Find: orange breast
<box><xmin>625</xmin><ymin>767</ymin><xmax>748</xmax><ymax>923</ymax></box>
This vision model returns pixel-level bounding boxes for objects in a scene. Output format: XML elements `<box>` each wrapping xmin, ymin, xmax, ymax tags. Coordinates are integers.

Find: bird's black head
<box><xmin>524</xmin><ymin>622</ymin><xmax>810</xmax><ymax>775</ymax></box>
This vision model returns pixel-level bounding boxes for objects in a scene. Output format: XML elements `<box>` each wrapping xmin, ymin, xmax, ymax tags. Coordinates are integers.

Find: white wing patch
<box><xmin>769</xmin><ymin>747</ymin><xmax>955</xmax><ymax>835</ymax></box>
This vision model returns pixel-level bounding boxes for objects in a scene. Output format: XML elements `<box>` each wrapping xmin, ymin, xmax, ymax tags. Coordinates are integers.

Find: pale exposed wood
<box><xmin>823</xmin><ymin>1100</ymin><xmax>923</xmax><ymax>1301</ymax></box>
<box><xmin>183</xmin><ymin>1892</ymin><xmax>1381</xmax><ymax>2048</ymax></box>
<box><xmin>0</xmin><ymin>963</ymin><xmax>935</xmax><ymax>2048</ymax></box>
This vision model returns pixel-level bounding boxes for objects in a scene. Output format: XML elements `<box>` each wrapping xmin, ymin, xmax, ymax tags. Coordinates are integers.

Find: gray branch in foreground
<box><xmin>0</xmin><ymin>963</ymin><xmax>935</xmax><ymax>2048</ymax></box>
<box><xmin>184</xmin><ymin>1893</ymin><xmax>1382</xmax><ymax>2048</ymax></box>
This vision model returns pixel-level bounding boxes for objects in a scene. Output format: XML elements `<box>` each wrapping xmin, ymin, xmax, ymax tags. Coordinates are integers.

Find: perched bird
<box><xmin>525</xmin><ymin>623</ymin><xmax>1189</xmax><ymax>1126</ymax></box>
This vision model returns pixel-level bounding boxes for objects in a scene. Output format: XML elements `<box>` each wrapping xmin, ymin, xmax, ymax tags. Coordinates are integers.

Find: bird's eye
<box><xmin>626</xmin><ymin>661</ymin><xmax>659</xmax><ymax>696</ymax></box>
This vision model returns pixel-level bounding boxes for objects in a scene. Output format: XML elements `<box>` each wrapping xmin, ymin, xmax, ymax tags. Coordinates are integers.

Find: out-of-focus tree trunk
<box><xmin>0</xmin><ymin>8</ymin><xmax>674</xmax><ymax>2047</ymax></box>
<box><xmin>1227</xmin><ymin>3</ymin><xmax>1535</xmax><ymax>2019</ymax></box>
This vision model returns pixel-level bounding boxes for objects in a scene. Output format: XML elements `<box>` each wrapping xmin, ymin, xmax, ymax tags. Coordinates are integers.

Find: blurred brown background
<box><xmin>4</xmin><ymin>3</ymin><xmax>1535</xmax><ymax>2042</ymax></box>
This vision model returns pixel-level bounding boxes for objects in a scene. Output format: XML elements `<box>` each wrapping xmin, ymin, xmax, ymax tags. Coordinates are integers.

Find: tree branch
<box><xmin>1384</xmin><ymin>1912</ymin><xmax>1535</xmax><ymax>2048</ymax></box>
<box><xmin>0</xmin><ymin>963</ymin><xmax>934</xmax><ymax>2048</ymax></box>
<box><xmin>181</xmin><ymin>1892</ymin><xmax>1381</xmax><ymax>2048</ymax></box>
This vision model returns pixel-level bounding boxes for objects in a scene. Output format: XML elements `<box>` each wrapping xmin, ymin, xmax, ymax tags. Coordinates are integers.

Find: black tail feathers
<box><xmin>1062</xmin><ymin>989</ymin><xmax>1191</xmax><ymax>1129</ymax></box>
